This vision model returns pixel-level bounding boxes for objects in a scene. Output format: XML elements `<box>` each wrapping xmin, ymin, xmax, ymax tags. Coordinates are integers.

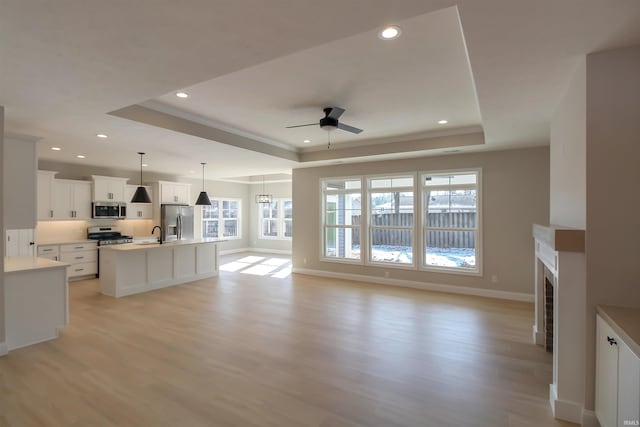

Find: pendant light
<box><xmin>255</xmin><ymin>175</ymin><xmax>272</xmax><ymax>204</ymax></box>
<box><xmin>195</xmin><ymin>162</ymin><xmax>211</xmax><ymax>205</ymax></box>
<box><xmin>131</xmin><ymin>152</ymin><xmax>152</xmax><ymax>203</ymax></box>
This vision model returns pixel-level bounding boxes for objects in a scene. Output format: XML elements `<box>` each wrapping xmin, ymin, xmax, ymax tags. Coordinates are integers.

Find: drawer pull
<box><xmin>74</xmin><ymin>268</ymin><xmax>84</xmax><ymax>272</ymax></box>
<box><xmin>42</xmin><ymin>248</ymin><xmax>53</xmax><ymax>252</ymax></box>
<box><xmin>74</xmin><ymin>246</ymin><xmax>84</xmax><ymax>249</ymax></box>
<box><xmin>74</xmin><ymin>256</ymin><xmax>84</xmax><ymax>260</ymax></box>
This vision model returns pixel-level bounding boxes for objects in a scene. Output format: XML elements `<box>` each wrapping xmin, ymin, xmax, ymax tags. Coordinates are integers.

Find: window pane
<box><xmin>203</xmin><ymin>220</ymin><xmax>219</xmax><ymax>238</ymax></box>
<box><xmin>324</xmin><ymin>179</ymin><xmax>361</xmax><ymax>191</ymax></box>
<box><xmin>325</xmin><ymin>194</ymin><xmax>361</xmax><ymax>225</ymax></box>
<box><xmin>284</xmin><ymin>219</ymin><xmax>292</xmax><ymax>237</ymax></box>
<box><xmin>424</xmin><ymin>173</ymin><xmax>477</xmax><ymax>186</ymax></box>
<box><xmin>370</xmin><ymin>230</ymin><xmax>413</xmax><ymax>264</ymax></box>
<box><xmin>223</xmin><ymin>219</ymin><xmax>238</xmax><ymax>237</ymax></box>
<box><xmin>283</xmin><ymin>200</ymin><xmax>292</xmax><ymax>219</ymax></box>
<box><xmin>425</xmin><ymin>189</ymin><xmax>476</xmax><ymax>228</ymax></box>
<box><xmin>370</xmin><ymin>176</ymin><xmax>413</xmax><ymax>188</ymax></box>
<box><xmin>262</xmin><ymin>219</ymin><xmax>278</xmax><ymax>237</ymax></box>
<box><xmin>425</xmin><ymin>190</ymin><xmax>450</xmax><ymax>227</ymax></box>
<box><xmin>370</xmin><ymin>192</ymin><xmax>413</xmax><ymax>225</ymax></box>
<box><xmin>425</xmin><ymin>230</ymin><xmax>476</xmax><ymax>268</ymax></box>
<box><xmin>325</xmin><ymin>227</ymin><xmax>360</xmax><ymax>260</ymax></box>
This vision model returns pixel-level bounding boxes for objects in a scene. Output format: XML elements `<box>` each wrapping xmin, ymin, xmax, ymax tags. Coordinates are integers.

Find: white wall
<box><xmin>550</xmin><ymin>58</ymin><xmax>586</xmax><ymax>229</ymax></box>
<box><xmin>292</xmin><ymin>146</ymin><xmax>549</xmax><ymax>296</ymax></box>
<box><xmin>3</xmin><ymin>136</ymin><xmax>37</xmax><ymax>229</ymax></box>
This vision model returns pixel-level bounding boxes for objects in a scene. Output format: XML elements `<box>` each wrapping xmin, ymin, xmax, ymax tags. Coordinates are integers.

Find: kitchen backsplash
<box><xmin>37</xmin><ymin>219</ymin><xmax>154</xmax><ymax>243</ymax></box>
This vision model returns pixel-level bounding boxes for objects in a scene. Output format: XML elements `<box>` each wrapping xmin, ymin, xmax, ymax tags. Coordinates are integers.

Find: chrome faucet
<box><xmin>151</xmin><ymin>225</ymin><xmax>162</xmax><ymax>244</ymax></box>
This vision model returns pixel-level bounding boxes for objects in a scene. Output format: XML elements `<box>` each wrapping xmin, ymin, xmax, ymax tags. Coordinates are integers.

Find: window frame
<box><xmin>201</xmin><ymin>197</ymin><xmax>242</xmax><ymax>240</ymax></box>
<box><xmin>258</xmin><ymin>198</ymin><xmax>292</xmax><ymax>240</ymax></box>
<box><xmin>366</xmin><ymin>173</ymin><xmax>418</xmax><ymax>269</ymax></box>
<box><xmin>419</xmin><ymin>168</ymin><xmax>482</xmax><ymax>276</ymax></box>
<box><xmin>320</xmin><ymin>176</ymin><xmax>363</xmax><ymax>265</ymax></box>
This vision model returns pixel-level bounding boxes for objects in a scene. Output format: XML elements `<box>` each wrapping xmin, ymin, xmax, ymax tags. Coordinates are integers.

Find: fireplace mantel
<box><xmin>533</xmin><ymin>224</ymin><xmax>585</xmax><ymax>253</ymax></box>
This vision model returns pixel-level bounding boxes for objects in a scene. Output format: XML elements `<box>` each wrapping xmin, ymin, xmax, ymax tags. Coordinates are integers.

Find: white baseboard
<box><xmin>549</xmin><ymin>384</ymin><xmax>584</xmax><ymax>424</ymax></box>
<box><xmin>581</xmin><ymin>410</ymin><xmax>600</xmax><ymax>427</ymax></box>
<box><xmin>533</xmin><ymin>325</ymin><xmax>544</xmax><ymax>345</ymax></box>
<box><xmin>292</xmin><ymin>268</ymin><xmax>534</xmax><ymax>302</ymax></box>
<box><xmin>0</xmin><ymin>341</ymin><xmax>7</xmax><ymax>356</ymax></box>
<box><xmin>219</xmin><ymin>247</ymin><xmax>251</xmax><ymax>256</ymax></box>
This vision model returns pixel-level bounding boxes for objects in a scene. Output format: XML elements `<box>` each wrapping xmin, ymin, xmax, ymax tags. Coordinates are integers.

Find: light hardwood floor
<box><xmin>0</xmin><ymin>253</ymin><xmax>576</xmax><ymax>427</ymax></box>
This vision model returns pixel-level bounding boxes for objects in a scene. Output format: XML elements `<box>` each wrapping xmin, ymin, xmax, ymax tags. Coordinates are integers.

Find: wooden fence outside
<box><xmin>351</xmin><ymin>212</ymin><xmax>476</xmax><ymax>248</ymax></box>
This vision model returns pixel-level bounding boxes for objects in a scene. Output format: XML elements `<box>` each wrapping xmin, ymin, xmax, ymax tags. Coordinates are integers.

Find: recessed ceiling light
<box><xmin>303</xmin><ymin>139</ymin><xmax>311</xmax><ymax>143</ymax></box>
<box><xmin>189</xmin><ymin>170</ymin><xmax>195</xmax><ymax>174</ymax></box>
<box><xmin>96</xmin><ymin>133</ymin><xmax>108</xmax><ymax>139</ymax></box>
<box><xmin>142</xmin><ymin>163</ymin><xmax>148</xmax><ymax>167</ymax></box>
<box><xmin>438</xmin><ymin>120</ymin><xmax>448</xmax><ymax>125</ymax></box>
<box><xmin>51</xmin><ymin>147</ymin><xmax>62</xmax><ymax>151</ymax></box>
<box><xmin>176</xmin><ymin>92</ymin><xmax>189</xmax><ymax>98</ymax></box>
<box><xmin>379</xmin><ymin>26</ymin><xmax>401</xmax><ymax>40</ymax></box>
<box><xmin>76</xmin><ymin>155</ymin><xmax>86</xmax><ymax>159</ymax></box>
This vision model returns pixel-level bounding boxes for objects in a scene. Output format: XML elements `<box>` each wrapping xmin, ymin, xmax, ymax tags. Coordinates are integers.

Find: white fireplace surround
<box><xmin>533</xmin><ymin>224</ymin><xmax>587</xmax><ymax>424</ymax></box>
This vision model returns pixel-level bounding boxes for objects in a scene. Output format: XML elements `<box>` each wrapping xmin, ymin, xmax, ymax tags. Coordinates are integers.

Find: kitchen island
<box><xmin>4</xmin><ymin>256</ymin><xmax>70</xmax><ymax>353</ymax></box>
<box><xmin>99</xmin><ymin>240</ymin><xmax>219</xmax><ymax>297</ymax></box>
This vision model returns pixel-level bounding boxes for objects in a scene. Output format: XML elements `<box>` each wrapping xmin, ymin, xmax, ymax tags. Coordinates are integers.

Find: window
<box><xmin>259</xmin><ymin>199</ymin><xmax>292</xmax><ymax>239</ymax></box>
<box><xmin>202</xmin><ymin>198</ymin><xmax>241</xmax><ymax>239</ymax></box>
<box><xmin>368</xmin><ymin>175</ymin><xmax>415</xmax><ymax>265</ymax></box>
<box><xmin>322</xmin><ymin>178</ymin><xmax>361</xmax><ymax>261</ymax></box>
<box><xmin>422</xmin><ymin>170</ymin><xmax>480</xmax><ymax>273</ymax></box>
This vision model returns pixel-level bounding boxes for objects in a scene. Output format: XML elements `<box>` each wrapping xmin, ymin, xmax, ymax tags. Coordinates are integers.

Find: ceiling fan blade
<box><xmin>326</xmin><ymin>107</ymin><xmax>345</xmax><ymax>120</ymax></box>
<box><xmin>337</xmin><ymin>122</ymin><xmax>363</xmax><ymax>134</ymax></box>
<box><xmin>285</xmin><ymin>123</ymin><xmax>317</xmax><ymax>129</ymax></box>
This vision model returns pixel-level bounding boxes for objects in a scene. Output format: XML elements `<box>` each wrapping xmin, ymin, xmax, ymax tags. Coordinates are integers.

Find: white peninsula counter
<box><xmin>99</xmin><ymin>240</ymin><xmax>220</xmax><ymax>297</ymax></box>
<box><xmin>4</xmin><ymin>256</ymin><xmax>70</xmax><ymax>353</ymax></box>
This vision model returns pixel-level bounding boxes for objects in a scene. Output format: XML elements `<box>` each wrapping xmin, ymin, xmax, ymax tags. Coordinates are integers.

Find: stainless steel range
<box><xmin>87</xmin><ymin>226</ymin><xmax>133</xmax><ymax>246</ymax></box>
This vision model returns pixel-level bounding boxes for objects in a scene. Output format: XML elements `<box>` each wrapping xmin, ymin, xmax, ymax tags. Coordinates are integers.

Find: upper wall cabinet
<box><xmin>37</xmin><ymin>171</ymin><xmax>57</xmax><ymax>220</ymax></box>
<box><xmin>125</xmin><ymin>185</ymin><xmax>153</xmax><ymax>219</ymax></box>
<box><xmin>158</xmin><ymin>181</ymin><xmax>191</xmax><ymax>205</ymax></box>
<box><xmin>52</xmin><ymin>180</ymin><xmax>92</xmax><ymax>220</ymax></box>
<box><xmin>92</xmin><ymin>176</ymin><xmax>128</xmax><ymax>202</ymax></box>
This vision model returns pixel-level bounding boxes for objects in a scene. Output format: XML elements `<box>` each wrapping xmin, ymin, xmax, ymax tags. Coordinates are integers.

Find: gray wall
<box><xmin>584</xmin><ymin>45</ymin><xmax>640</xmax><ymax>409</ymax></box>
<box><xmin>292</xmin><ymin>146</ymin><xmax>549</xmax><ymax>295</ymax></box>
<box><xmin>1</xmin><ymin>106</ymin><xmax>6</xmax><ymax>348</ymax></box>
<box><xmin>4</xmin><ymin>137</ymin><xmax>37</xmax><ymax>229</ymax></box>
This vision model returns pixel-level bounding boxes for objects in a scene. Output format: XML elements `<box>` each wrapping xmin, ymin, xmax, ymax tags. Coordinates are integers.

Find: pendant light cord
<box><xmin>138</xmin><ymin>152</ymin><xmax>145</xmax><ymax>185</ymax></box>
<box><xmin>201</xmin><ymin>163</ymin><xmax>206</xmax><ymax>191</ymax></box>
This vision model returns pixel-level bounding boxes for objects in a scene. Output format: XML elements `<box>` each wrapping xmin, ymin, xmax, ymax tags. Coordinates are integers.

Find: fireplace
<box><xmin>533</xmin><ymin>224</ymin><xmax>585</xmax><ymax>422</ymax></box>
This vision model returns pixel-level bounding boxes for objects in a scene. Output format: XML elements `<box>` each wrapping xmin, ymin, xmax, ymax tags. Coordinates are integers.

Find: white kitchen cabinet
<box><xmin>159</xmin><ymin>181</ymin><xmax>191</xmax><ymax>205</ymax></box>
<box><xmin>52</xmin><ymin>180</ymin><xmax>92</xmax><ymax>220</ymax></box>
<box><xmin>60</xmin><ymin>242</ymin><xmax>98</xmax><ymax>279</ymax></box>
<box><xmin>5</xmin><ymin>229</ymin><xmax>35</xmax><ymax>256</ymax></box>
<box><xmin>125</xmin><ymin>185</ymin><xmax>153</xmax><ymax>219</ymax></box>
<box><xmin>37</xmin><ymin>244</ymin><xmax>59</xmax><ymax>261</ymax></box>
<box><xmin>596</xmin><ymin>313</ymin><xmax>640</xmax><ymax>427</ymax></box>
<box><xmin>37</xmin><ymin>171</ymin><xmax>57</xmax><ymax>220</ymax></box>
<box><xmin>92</xmin><ymin>176</ymin><xmax>128</xmax><ymax>202</ymax></box>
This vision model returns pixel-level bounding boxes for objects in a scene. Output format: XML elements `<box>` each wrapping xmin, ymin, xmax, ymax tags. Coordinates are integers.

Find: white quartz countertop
<box><xmin>100</xmin><ymin>239</ymin><xmax>224</xmax><ymax>251</ymax></box>
<box><xmin>4</xmin><ymin>256</ymin><xmax>70</xmax><ymax>273</ymax></box>
<box><xmin>597</xmin><ymin>305</ymin><xmax>640</xmax><ymax>359</ymax></box>
<box><xmin>37</xmin><ymin>239</ymin><xmax>96</xmax><ymax>246</ymax></box>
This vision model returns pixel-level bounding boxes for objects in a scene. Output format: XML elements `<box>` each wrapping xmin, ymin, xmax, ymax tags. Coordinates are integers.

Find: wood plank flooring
<box><xmin>0</xmin><ymin>253</ymin><xmax>576</xmax><ymax>427</ymax></box>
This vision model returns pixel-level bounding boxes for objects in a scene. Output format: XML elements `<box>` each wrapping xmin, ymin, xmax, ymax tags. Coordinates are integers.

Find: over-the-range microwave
<box><xmin>92</xmin><ymin>202</ymin><xmax>126</xmax><ymax>219</ymax></box>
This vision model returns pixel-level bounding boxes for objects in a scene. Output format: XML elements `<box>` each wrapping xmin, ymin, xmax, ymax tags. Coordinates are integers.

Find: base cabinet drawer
<box><xmin>68</xmin><ymin>262</ymin><xmax>97</xmax><ymax>277</ymax></box>
<box><xmin>61</xmin><ymin>250</ymin><xmax>97</xmax><ymax>263</ymax></box>
<box><xmin>60</xmin><ymin>242</ymin><xmax>97</xmax><ymax>252</ymax></box>
<box><xmin>37</xmin><ymin>245</ymin><xmax>59</xmax><ymax>256</ymax></box>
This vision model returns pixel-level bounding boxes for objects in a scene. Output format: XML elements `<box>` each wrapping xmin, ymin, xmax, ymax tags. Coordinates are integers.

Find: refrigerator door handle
<box><xmin>177</xmin><ymin>215</ymin><xmax>182</xmax><ymax>240</ymax></box>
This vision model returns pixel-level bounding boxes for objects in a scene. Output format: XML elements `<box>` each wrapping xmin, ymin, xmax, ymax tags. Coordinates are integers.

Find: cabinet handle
<box><xmin>42</xmin><ymin>248</ymin><xmax>53</xmax><ymax>252</ymax></box>
<box><xmin>138</xmin><ymin>211</ymin><xmax>142</xmax><ymax>217</ymax></box>
<box><xmin>50</xmin><ymin>210</ymin><xmax>54</xmax><ymax>218</ymax></box>
<box><xmin>74</xmin><ymin>256</ymin><xmax>84</xmax><ymax>260</ymax></box>
<box><xmin>74</xmin><ymin>268</ymin><xmax>84</xmax><ymax>272</ymax></box>
<box><xmin>174</xmin><ymin>195</ymin><xmax>179</xmax><ymax>202</ymax></box>
<box><xmin>607</xmin><ymin>336</ymin><xmax>617</xmax><ymax>346</ymax></box>
<box><xmin>74</xmin><ymin>246</ymin><xmax>84</xmax><ymax>249</ymax></box>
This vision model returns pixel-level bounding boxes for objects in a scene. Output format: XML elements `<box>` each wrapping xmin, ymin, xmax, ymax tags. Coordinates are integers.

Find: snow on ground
<box><xmin>339</xmin><ymin>245</ymin><xmax>475</xmax><ymax>267</ymax></box>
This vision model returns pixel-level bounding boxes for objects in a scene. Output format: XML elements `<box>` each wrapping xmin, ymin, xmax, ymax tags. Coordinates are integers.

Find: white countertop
<box><xmin>100</xmin><ymin>239</ymin><xmax>224</xmax><ymax>251</ymax></box>
<box><xmin>5</xmin><ymin>256</ymin><xmax>70</xmax><ymax>273</ymax></box>
<box><xmin>597</xmin><ymin>305</ymin><xmax>640</xmax><ymax>359</ymax></box>
<box><xmin>37</xmin><ymin>239</ymin><xmax>96</xmax><ymax>246</ymax></box>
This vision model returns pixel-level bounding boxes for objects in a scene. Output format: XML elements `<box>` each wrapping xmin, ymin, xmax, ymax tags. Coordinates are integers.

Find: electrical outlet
<box><xmin>384</xmin><ymin>271</ymin><xmax>390</xmax><ymax>278</ymax></box>
<box><xmin>303</xmin><ymin>258</ymin><xmax>307</xmax><ymax>264</ymax></box>
<box><xmin>491</xmin><ymin>275</ymin><xmax>498</xmax><ymax>283</ymax></box>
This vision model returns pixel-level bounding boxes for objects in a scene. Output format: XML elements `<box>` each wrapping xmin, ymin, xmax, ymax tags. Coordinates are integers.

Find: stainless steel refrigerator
<box><xmin>161</xmin><ymin>204</ymin><xmax>194</xmax><ymax>242</ymax></box>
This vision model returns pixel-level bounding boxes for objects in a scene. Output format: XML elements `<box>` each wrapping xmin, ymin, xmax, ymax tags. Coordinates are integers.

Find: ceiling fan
<box><xmin>286</xmin><ymin>107</ymin><xmax>363</xmax><ymax>134</ymax></box>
